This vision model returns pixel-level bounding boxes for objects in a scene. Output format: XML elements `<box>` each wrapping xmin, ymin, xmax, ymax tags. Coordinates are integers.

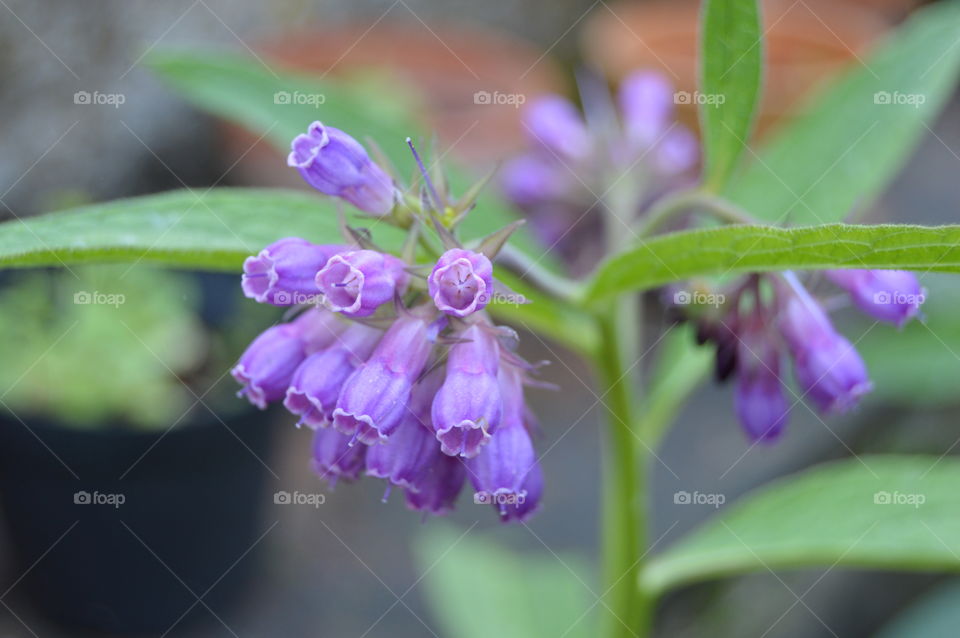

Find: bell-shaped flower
<box><xmin>241</xmin><ymin>238</ymin><xmax>344</xmax><ymax>305</ymax></box>
<box><xmin>316</xmin><ymin>250</ymin><xmax>409</xmax><ymax>318</ymax></box>
<box><xmin>826</xmin><ymin>269</ymin><xmax>925</xmax><ymax>327</ymax></box>
<box><xmin>427</xmin><ymin>249</ymin><xmax>495</xmax><ymax>318</ymax></box>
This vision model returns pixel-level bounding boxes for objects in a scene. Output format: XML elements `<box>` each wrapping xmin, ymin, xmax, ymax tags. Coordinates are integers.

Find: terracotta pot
<box><xmin>221</xmin><ymin>21</ymin><xmax>565</xmax><ymax>182</ymax></box>
<box><xmin>581</xmin><ymin>0</ymin><xmax>890</xmax><ymax>135</ymax></box>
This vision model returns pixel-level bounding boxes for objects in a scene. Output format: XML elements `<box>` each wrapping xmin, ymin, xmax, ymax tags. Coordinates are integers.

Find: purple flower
<box><xmin>428</xmin><ymin>249</ymin><xmax>495</xmax><ymax>318</ymax></box>
<box><xmin>734</xmin><ymin>317</ymin><xmax>789</xmax><ymax>442</ymax></box>
<box><xmin>465</xmin><ymin>364</ymin><xmax>537</xmax><ymax>520</ymax></box>
<box><xmin>522</xmin><ymin>96</ymin><xmax>593</xmax><ymax>161</ymax></box>
<box><xmin>232</xmin><ymin>309</ymin><xmax>341</xmax><ymax>409</ymax></box>
<box><xmin>779</xmin><ymin>292</ymin><xmax>872</xmax><ymax>414</ymax></box>
<box><xmin>316</xmin><ymin>250</ymin><xmax>410</xmax><ymax>318</ymax></box>
<box><xmin>432</xmin><ymin>324</ymin><xmax>502</xmax><ymax>457</ymax></box>
<box><xmin>311</xmin><ymin>427</ymin><xmax>367</xmax><ymax>487</ymax></box>
<box><xmin>500</xmin><ymin>154</ymin><xmax>572</xmax><ymax>208</ymax></box>
<box><xmin>365</xmin><ymin>370</ymin><xmax>444</xmax><ymax>491</ymax></box>
<box><xmin>241</xmin><ymin>238</ymin><xmax>344</xmax><ymax>305</ymax></box>
<box><xmin>284</xmin><ymin>323</ymin><xmax>382</xmax><ymax>428</ymax></box>
<box><xmin>332</xmin><ymin>315</ymin><xmax>434</xmax><ymax>445</ymax></box>
<box><xmin>288</xmin><ymin>121</ymin><xmax>396</xmax><ymax>216</ymax></box>
<box><xmin>654</xmin><ymin>127</ymin><xmax>699</xmax><ymax>176</ymax></box>
<box><xmin>500</xmin><ymin>462</ymin><xmax>543</xmax><ymax>522</ymax></box>
<box><xmin>405</xmin><ymin>451</ymin><xmax>466</xmax><ymax>516</ymax></box>
<box><xmin>618</xmin><ymin>71</ymin><xmax>674</xmax><ymax>149</ymax></box>
<box><xmin>826</xmin><ymin>269</ymin><xmax>925</xmax><ymax>327</ymax></box>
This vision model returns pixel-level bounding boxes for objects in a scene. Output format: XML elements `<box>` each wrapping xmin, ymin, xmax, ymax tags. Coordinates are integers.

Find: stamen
<box><xmin>406</xmin><ymin>137</ymin><xmax>443</xmax><ymax>211</ymax></box>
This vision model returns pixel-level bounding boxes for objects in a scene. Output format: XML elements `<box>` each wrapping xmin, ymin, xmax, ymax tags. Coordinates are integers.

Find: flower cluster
<box><xmin>500</xmin><ymin>71</ymin><xmax>698</xmax><ymax>270</ymax></box>
<box><xmin>680</xmin><ymin>269</ymin><xmax>925</xmax><ymax>441</ymax></box>
<box><xmin>233</xmin><ymin>122</ymin><xmax>543</xmax><ymax>521</ymax></box>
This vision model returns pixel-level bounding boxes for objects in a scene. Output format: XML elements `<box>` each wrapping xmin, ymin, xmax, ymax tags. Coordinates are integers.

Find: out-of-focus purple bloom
<box><xmin>654</xmin><ymin>127</ymin><xmax>699</xmax><ymax>175</ymax></box>
<box><xmin>466</xmin><ymin>364</ymin><xmax>536</xmax><ymax>519</ymax></box>
<box><xmin>500</xmin><ymin>462</ymin><xmax>543</xmax><ymax>522</ymax></box>
<box><xmin>523</xmin><ymin>95</ymin><xmax>593</xmax><ymax>161</ymax></box>
<box><xmin>284</xmin><ymin>323</ymin><xmax>382</xmax><ymax>428</ymax></box>
<box><xmin>825</xmin><ymin>269</ymin><xmax>925</xmax><ymax>327</ymax></box>
<box><xmin>311</xmin><ymin>427</ymin><xmax>367</xmax><ymax>487</ymax></box>
<box><xmin>405</xmin><ymin>451</ymin><xmax>466</xmax><ymax>516</ymax></box>
<box><xmin>232</xmin><ymin>309</ymin><xmax>341</xmax><ymax>409</ymax></box>
<box><xmin>499</xmin><ymin>154</ymin><xmax>572</xmax><ymax>207</ymax></box>
<box><xmin>432</xmin><ymin>324</ymin><xmax>502</xmax><ymax>457</ymax></box>
<box><xmin>316</xmin><ymin>250</ymin><xmax>409</xmax><ymax>318</ymax></box>
<box><xmin>332</xmin><ymin>315</ymin><xmax>433</xmax><ymax>445</ymax></box>
<box><xmin>779</xmin><ymin>291</ymin><xmax>872</xmax><ymax>414</ymax></box>
<box><xmin>734</xmin><ymin>317</ymin><xmax>788</xmax><ymax>442</ymax></box>
<box><xmin>428</xmin><ymin>249</ymin><xmax>495</xmax><ymax>318</ymax></box>
<box><xmin>288</xmin><ymin>121</ymin><xmax>396</xmax><ymax>216</ymax></box>
<box><xmin>241</xmin><ymin>238</ymin><xmax>344</xmax><ymax>305</ymax></box>
<box><xmin>618</xmin><ymin>71</ymin><xmax>674</xmax><ymax>149</ymax></box>
<box><xmin>365</xmin><ymin>371</ymin><xmax>443</xmax><ymax>491</ymax></box>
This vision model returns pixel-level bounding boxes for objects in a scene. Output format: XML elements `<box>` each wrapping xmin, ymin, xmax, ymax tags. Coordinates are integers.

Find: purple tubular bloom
<box><xmin>365</xmin><ymin>371</ymin><xmax>443</xmax><ymax>492</ymax></box>
<box><xmin>287</xmin><ymin>121</ymin><xmax>396</xmax><ymax>216</ymax></box>
<box><xmin>500</xmin><ymin>462</ymin><xmax>543</xmax><ymax>522</ymax></box>
<box><xmin>654</xmin><ymin>127</ymin><xmax>699</xmax><ymax>175</ymax></box>
<box><xmin>311</xmin><ymin>427</ymin><xmax>367</xmax><ymax>487</ymax></box>
<box><xmin>428</xmin><ymin>249</ymin><xmax>495</xmax><ymax>317</ymax></box>
<box><xmin>779</xmin><ymin>290</ymin><xmax>873</xmax><ymax>414</ymax></box>
<box><xmin>734</xmin><ymin>318</ymin><xmax>789</xmax><ymax>442</ymax></box>
<box><xmin>523</xmin><ymin>95</ymin><xmax>592</xmax><ymax>161</ymax></box>
<box><xmin>432</xmin><ymin>325</ymin><xmax>503</xmax><ymax>457</ymax></box>
<box><xmin>499</xmin><ymin>154</ymin><xmax>571</xmax><ymax>208</ymax></box>
<box><xmin>241</xmin><ymin>238</ymin><xmax>344</xmax><ymax>305</ymax></box>
<box><xmin>405</xmin><ymin>451</ymin><xmax>466</xmax><ymax>516</ymax></box>
<box><xmin>825</xmin><ymin>269</ymin><xmax>925</xmax><ymax>327</ymax></box>
<box><xmin>316</xmin><ymin>250</ymin><xmax>410</xmax><ymax>318</ymax></box>
<box><xmin>232</xmin><ymin>309</ymin><xmax>342</xmax><ymax>409</ymax></box>
<box><xmin>618</xmin><ymin>71</ymin><xmax>674</xmax><ymax>148</ymax></box>
<box><xmin>332</xmin><ymin>315</ymin><xmax>434</xmax><ymax>445</ymax></box>
<box><xmin>284</xmin><ymin>323</ymin><xmax>382</xmax><ymax>428</ymax></box>
<box><xmin>465</xmin><ymin>364</ymin><xmax>536</xmax><ymax>520</ymax></box>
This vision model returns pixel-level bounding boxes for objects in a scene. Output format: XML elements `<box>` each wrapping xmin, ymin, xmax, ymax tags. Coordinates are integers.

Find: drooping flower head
<box><xmin>288</xmin><ymin>121</ymin><xmax>396</xmax><ymax>216</ymax></box>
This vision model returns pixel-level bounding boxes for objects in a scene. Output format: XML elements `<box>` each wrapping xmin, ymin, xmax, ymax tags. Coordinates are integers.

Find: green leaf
<box><xmin>700</xmin><ymin>0</ymin><xmax>762</xmax><ymax>190</ymax></box>
<box><xmin>726</xmin><ymin>1</ymin><xmax>960</xmax><ymax>225</ymax></box>
<box><xmin>584</xmin><ymin>222</ymin><xmax>960</xmax><ymax>302</ymax></box>
<box><xmin>642</xmin><ymin>456</ymin><xmax>960</xmax><ymax>595</ymax></box>
<box><xmin>414</xmin><ymin>524</ymin><xmax>594</xmax><ymax>638</ymax></box>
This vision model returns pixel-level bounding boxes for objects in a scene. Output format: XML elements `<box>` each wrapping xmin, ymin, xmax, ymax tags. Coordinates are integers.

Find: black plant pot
<box><xmin>0</xmin><ymin>408</ymin><xmax>276</xmax><ymax>635</ymax></box>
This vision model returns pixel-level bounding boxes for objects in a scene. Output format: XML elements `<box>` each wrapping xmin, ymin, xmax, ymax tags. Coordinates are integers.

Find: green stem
<box><xmin>497</xmin><ymin>244</ymin><xmax>582</xmax><ymax>303</ymax></box>
<box><xmin>637</xmin><ymin>189</ymin><xmax>754</xmax><ymax>236</ymax></box>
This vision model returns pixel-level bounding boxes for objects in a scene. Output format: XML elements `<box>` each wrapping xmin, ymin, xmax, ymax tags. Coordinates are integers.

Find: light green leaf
<box><xmin>414</xmin><ymin>524</ymin><xmax>594</xmax><ymax>638</ymax></box>
<box><xmin>642</xmin><ymin>456</ymin><xmax>960</xmax><ymax>595</ymax></box>
<box><xmin>700</xmin><ymin>0</ymin><xmax>762</xmax><ymax>190</ymax></box>
<box><xmin>584</xmin><ymin>223</ymin><xmax>960</xmax><ymax>302</ymax></box>
<box><xmin>726</xmin><ymin>1</ymin><xmax>960</xmax><ymax>225</ymax></box>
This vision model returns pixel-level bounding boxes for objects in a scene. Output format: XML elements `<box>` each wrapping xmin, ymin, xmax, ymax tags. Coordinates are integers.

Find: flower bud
<box><xmin>232</xmin><ymin>324</ymin><xmax>307</xmax><ymax>409</ymax></box>
<box><xmin>405</xmin><ymin>451</ymin><xmax>466</xmax><ymax>516</ymax></box>
<box><xmin>311</xmin><ymin>427</ymin><xmax>367</xmax><ymax>487</ymax></box>
<box><xmin>287</xmin><ymin>121</ymin><xmax>396</xmax><ymax>216</ymax></box>
<box><xmin>332</xmin><ymin>316</ymin><xmax>433</xmax><ymax>444</ymax></box>
<box><xmin>618</xmin><ymin>71</ymin><xmax>674</xmax><ymax>149</ymax></box>
<box><xmin>499</xmin><ymin>154</ymin><xmax>571</xmax><ymax>208</ymax></box>
<box><xmin>779</xmin><ymin>294</ymin><xmax>872</xmax><ymax>414</ymax></box>
<box><xmin>432</xmin><ymin>325</ymin><xmax>502</xmax><ymax>457</ymax></box>
<box><xmin>500</xmin><ymin>462</ymin><xmax>543</xmax><ymax>523</ymax></box>
<box><xmin>734</xmin><ymin>319</ymin><xmax>788</xmax><ymax>442</ymax></box>
<box><xmin>316</xmin><ymin>250</ymin><xmax>410</xmax><ymax>318</ymax></box>
<box><xmin>825</xmin><ymin>269</ymin><xmax>924</xmax><ymax>327</ymax></box>
<box><xmin>654</xmin><ymin>127</ymin><xmax>699</xmax><ymax>175</ymax></box>
<box><xmin>428</xmin><ymin>249</ymin><xmax>495</xmax><ymax>317</ymax></box>
<box><xmin>465</xmin><ymin>364</ymin><xmax>535</xmax><ymax>518</ymax></box>
<box><xmin>284</xmin><ymin>323</ymin><xmax>382</xmax><ymax>428</ymax></box>
<box><xmin>523</xmin><ymin>96</ymin><xmax>592</xmax><ymax>161</ymax></box>
<box><xmin>242</xmin><ymin>238</ymin><xmax>344</xmax><ymax>305</ymax></box>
